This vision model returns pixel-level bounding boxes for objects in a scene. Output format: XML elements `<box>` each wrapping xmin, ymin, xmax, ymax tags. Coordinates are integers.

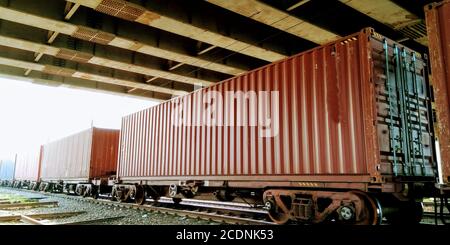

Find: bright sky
<box><xmin>0</xmin><ymin>77</ymin><xmax>158</xmax><ymax>159</ymax></box>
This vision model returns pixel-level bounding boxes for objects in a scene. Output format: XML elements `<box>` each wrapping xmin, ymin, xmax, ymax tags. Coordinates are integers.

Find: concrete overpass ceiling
<box><xmin>391</xmin><ymin>0</ymin><xmax>436</xmax><ymax>18</ymax></box>
<box><xmin>0</xmin><ymin>0</ymin><xmax>441</xmax><ymax>101</ymax></box>
<box><xmin>0</xmin><ymin>62</ymin><xmax>170</xmax><ymax>101</ymax></box>
<box><xmin>0</xmin><ymin>56</ymin><xmax>188</xmax><ymax>96</ymax></box>
<box><xmin>62</xmin><ymin>0</ymin><xmax>313</xmax><ymax>61</ymax></box>
<box><xmin>338</xmin><ymin>0</ymin><xmax>428</xmax><ymax>46</ymax></box>
<box><xmin>0</xmin><ymin>35</ymin><xmax>216</xmax><ymax>87</ymax></box>
<box><xmin>0</xmin><ymin>20</ymin><xmax>199</xmax><ymax>95</ymax></box>
<box><xmin>0</xmin><ymin>46</ymin><xmax>188</xmax><ymax>96</ymax></box>
<box><xmin>0</xmin><ymin>6</ymin><xmax>248</xmax><ymax>76</ymax></box>
<box><xmin>67</xmin><ymin>0</ymin><xmax>289</xmax><ymax>63</ymax></box>
<box><xmin>259</xmin><ymin>0</ymin><xmax>437</xmax><ymax>51</ymax></box>
<box><xmin>205</xmin><ymin>0</ymin><xmax>342</xmax><ymax>44</ymax></box>
<box><xmin>268</xmin><ymin>0</ymin><xmax>404</xmax><ymax>39</ymax></box>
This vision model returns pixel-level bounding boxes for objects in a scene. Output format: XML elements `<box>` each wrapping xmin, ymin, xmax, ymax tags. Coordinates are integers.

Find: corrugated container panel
<box><xmin>90</xmin><ymin>128</ymin><xmax>120</xmax><ymax>178</ymax></box>
<box><xmin>425</xmin><ymin>0</ymin><xmax>450</xmax><ymax>183</ymax></box>
<box><xmin>117</xmin><ymin>29</ymin><xmax>435</xmax><ymax>182</ymax></box>
<box><xmin>41</xmin><ymin>128</ymin><xmax>92</xmax><ymax>180</ymax></box>
<box><xmin>40</xmin><ymin>127</ymin><xmax>119</xmax><ymax>181</ymax></box>
<box><xmin>0</xmin><ymin>159</ymin><xmax>15</xmax><ymax>181</ymax></box>
<box><xmin>14</xmin><ymin>148</ymin><xmax>42</xmax><ymax>181</ymax></box>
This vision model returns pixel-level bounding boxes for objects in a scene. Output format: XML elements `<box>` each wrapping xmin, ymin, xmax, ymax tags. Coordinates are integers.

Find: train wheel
<box><xmin>349</xmin><ymin>191</ymin><xmax>382</xmax><ymax>225</ymax></box>
<box><xmin>215</xmin><ymin>190</ymin><xmax>235</xmax><ymax>202</ymax></box>
<box><xmin>181</xmin><ymin>190</ymin><xmax>195</xmax><ymax>198</ymax></box>
<box><xmin>39</xmin><ymin>183</ymin><xmax>46</xmax><ymax>192</ymax></box>
<box><xmin>92</xmin><ymin>188</ymin><xmax>99</xmax><ymax>199</ymax></box>
<box><xmin>268</xmin><ymin>207</ymin><xmax>290</xmax><ymax>224</ymax></box>
<box><xmin>82</xmin><ymin>186</ymin><xmax>90</xmax><ymax>198</ymax></box>
<box><xmin>76</xmin><ymin>186</ymin><xmax>84</xmax><ymax>197</ymax></box>
<box><xmin>135</xmin><ymin>185</ymin><xmax>146</xmax><ymax>205</ymax></box>
<box><xmin>173</xmin><ymin>198</ymin><xmax>182</xmax><ymax>205</ymax></box>
<box><xmin>152</xmin><ymin>196</ymin><xmax>160</xmax><ymax>203</ymax></box>
<box><xmin>111</xmin><ymin>188</ymin><xmax>122</xmax><ymax>202</ymax></box>
<box><xmin>148</xmin><ymin>193</ymin><xmax>160</xmax><ymax>203</ymax></box>
<box><xmin>388</xmin><ymin>201</ymin><xmax>423</xmax><ymax>224</ymax></box>
<box><xmin>44</xmin><ymin>183</ymin><xmax>52</xmax><ymax>193</ymax></box>
<box><xmin>146</xmin><ymin>186</ymin><xmax>161</xmax><ymax>203</ymax></box>
<box><xmin>410</xmin><ymin>202</ymin><xmax>424</xmax><ymax>223</ymax></box>
<box><xmin>110</xmin><ymin>189</ymin><xmax>116</xmax><ymax>201</ymax></box>
<box><xmin>267</xmin><ymin>196</ymin><xmax>291</xmax><ymax>224</ymax></box>
<box><xmin>117</xmin><ymin>192</ymin><xmax>125</xmax><ymax>202</ymax></box>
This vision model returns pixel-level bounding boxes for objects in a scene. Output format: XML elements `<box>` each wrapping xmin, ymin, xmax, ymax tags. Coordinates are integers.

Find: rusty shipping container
<box><xmin>117</xmin><ymin>28</ymin><xmax>436</xmax><ymax>188</ymax></box>
<box><xmin>40</xmin><ymin>127</ymin><xmax>119</xmax><ymax>182</ymax></box>
<box><xmin>425</xmin><ymin>0</ymin><xmax>450</xmax><ymax>185</ymax></box>
<box><xmin>14</xmin><ymin>148</ymin><xmax>42</xmax><ymax>182</ymax></box>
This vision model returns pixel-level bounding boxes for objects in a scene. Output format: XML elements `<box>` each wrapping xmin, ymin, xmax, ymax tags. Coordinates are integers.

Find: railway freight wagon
<box><xmin>39</xmin><ymin>127</ymin><xmax>119</xmax><ymax>196</ymax></box>
<box><xmin>114</xmin><ymin>28</ymin><xmax>437</xmax><ymax>224</ymax></box>
<box><xmin>14</xmin><ymin>148</ymin><xmax>42</xmax><ymax>190</ymax></box>
<box><xmin>0</xmin><ymin>159</ymin><xmax>16</xmax><ymax>186</ymax></box>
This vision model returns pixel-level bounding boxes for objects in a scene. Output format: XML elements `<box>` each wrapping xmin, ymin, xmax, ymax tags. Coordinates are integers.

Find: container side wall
<box><xmin>0</xmin><ymin>160</ymin><xmax>15</xmax><ymax>180</ymax></box>
<box><xmin>40</xmin><ymin>128</ymin><xmax>93</xmax><ymax>180</ymax></box>
<box><xmin>425</xmin><ymin>1</ymin><xmax>450</xmax><ymax>183</ymax></box>
<box><xmin>14</xmin><ymin>149</ymin><xmax>41</xmax><ymax>181</ymax></box>
<box><xmin>118</xmin><ymin>31</ymin><xmax>376</xmax><ymax>180</ymax></box>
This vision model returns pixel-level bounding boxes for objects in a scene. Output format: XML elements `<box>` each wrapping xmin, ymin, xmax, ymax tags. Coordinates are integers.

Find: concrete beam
<box><xmin>206</xmin><ymin>0</ymin><xmax>341</xmax><ymax>45</ymax></box>
<box><xmin>65</xmin><ymin>3</ymin><xmax>81</xmax><ymax>20</ymax></box>
<box><xmin>0</xmin><ymin>56</ymin><xmax>187</xmax><ymax>96</ymax></box>
<box><xmin>0</xmin><ymin>6</ymin><xmax>245</xmax><ymax>76</ymax></box>
<box><xmin>286</xmin><ymin>0</ymin><xmax>311</xmax><ymax>12</ymax></box>
<box><xmin>67</xmin><ymin>0</ymin><xmax>286</xmax><ymax>63</ymax></box>
<box><xmin>24</xmin><ymin>1</ymin><xmax>82</xmax><ymax>76</ymax></box>
<box><xmin>339</xmin><ymin>0</ymin><xmax>428</xmax><ymax>46</ymax></box>
<box><xmin>0</xmin><ymin>35</ymin><xmax>213</xmax><ymax>87</ymax></box>
<box><xmin>0</xmin><ymin>73</ymin><xmax>164</xmax><ymax>102</ymax></box>
<box><xmin>24</xmin><ymin>30</ymin><xmax>59</xmax><ymax>76</ymax></box>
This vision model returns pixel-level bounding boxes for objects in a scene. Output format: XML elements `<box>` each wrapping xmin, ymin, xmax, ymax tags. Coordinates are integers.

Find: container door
<box><xmin>376</xmin><ymin>38</ymin><xmax>436</xmax><ymax>178</ymax></box>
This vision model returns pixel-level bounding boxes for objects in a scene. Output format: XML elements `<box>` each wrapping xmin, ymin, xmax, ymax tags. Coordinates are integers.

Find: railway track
<box><xmin>62</xmin><ymin>195</ymin><xmax>274</xmax><ymax>225</ymax></box>
<box><xmin>59</xmin><ymin>215</ymin><xmax>126</xmax><ymax>225</ymax></box>
<box><xmin>2</xmin><ymin>187</ymin><xmax>275</xmax><ymax>225</ymax></box>
<box><xmin>423</xmin><ymin>212</ymin><xmax>450</xmax><ymax>218</ymax></box>
<box><xmin>5</xmin><ymin>187</ymin><xmax>449</xmax><ymax>225</ymax></box>
<box><xmin>421</xmin><ymin>212</ymin><xmax>450</xmax><ymax>225</ymax></box>
<box><xmin>418</xmin><ymin>201</ymin><xmax>450</xmax><ymax>225</ymax></box>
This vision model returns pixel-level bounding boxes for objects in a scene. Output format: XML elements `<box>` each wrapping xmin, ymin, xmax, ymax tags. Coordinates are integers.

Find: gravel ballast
<box><xmin>0</xmin><ymin>187</ymin><xmax>219</xmax><ymax>225</ymax></box>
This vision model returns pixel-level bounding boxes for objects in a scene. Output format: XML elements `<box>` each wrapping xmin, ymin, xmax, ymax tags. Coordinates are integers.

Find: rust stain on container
<box><xmin>40</xmin><ymin>127</ymin><xmax>119</xmax><ymax>181</ymax></box>
<box><xmin>14</xmin><ymin>148</ymin><xmax>42</xmax><ymax>182</ymax></box>
<box><xmin>425</xmin><ymin>0</ymin><xmax>450</xmax><ymax>184</ymax></box>
<box><xmin>117</xmin><ymin>29</ymin><xmax>435</xmax><ymax>183</ymax></box>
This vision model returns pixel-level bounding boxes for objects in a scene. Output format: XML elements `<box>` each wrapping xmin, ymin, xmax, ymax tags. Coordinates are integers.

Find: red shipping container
<box><xmin>14</xmin><ymin>147</ymin><xmax>42</xmax><ymax>182</ymax></box>
<box><xmin>40</xmin><ymin>127</ymin><xmax>119</xmax><ymax>182</ymax></box>
<box><xmin>425</xmin><ymin>0</ymin><xmax>450</xmax><ymax>185</ymax></box>
<box><xmin>117</xmin><ymin>29</ymin><xmax>436</xmax><ymax>188</ymax></box>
